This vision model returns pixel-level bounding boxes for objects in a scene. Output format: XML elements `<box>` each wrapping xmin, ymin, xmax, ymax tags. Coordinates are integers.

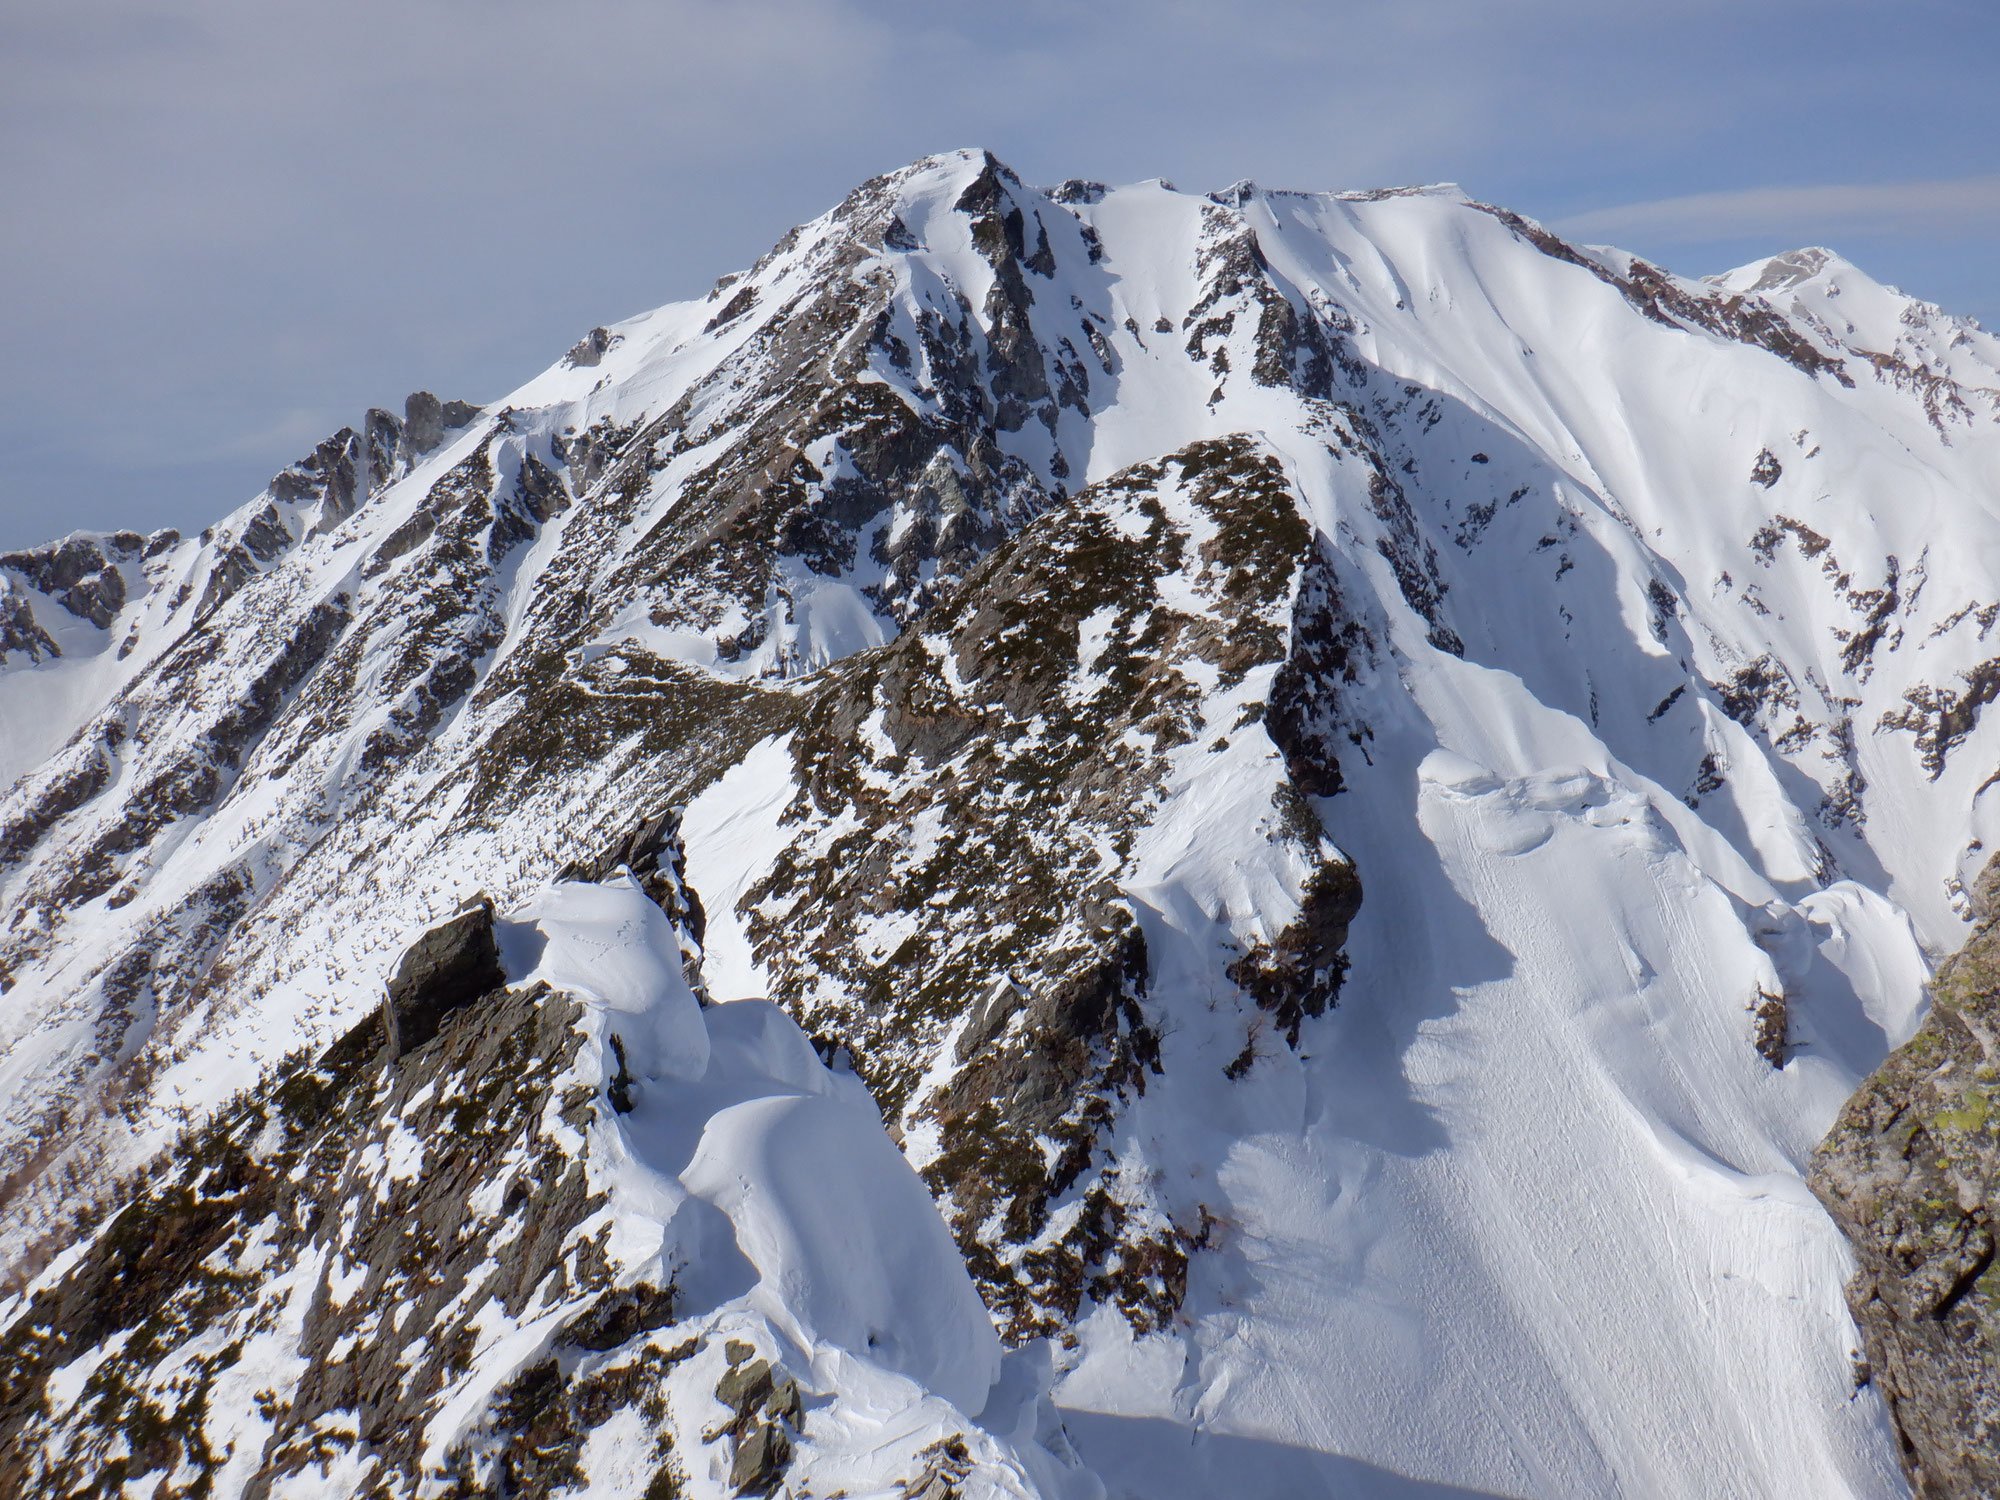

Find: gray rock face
<box><xmin>380</xmin><ymin>898</ymin><xmax>507</xmax><ymax>1056</ymax></box>
<box><xmin>272</xmin><ymin>429</ymin><xmax>365</xmax><ymax>535</ymax></box>
<box><xmin>0</xmin><ymin>587</ymin><xmax>58</xmax><ymax>664</ymax></box>
<box><xmin>364</xmin><ymin>406</ymin><xmax>403</xmax><ymax>494</ymax></box>
<box><xmin>400</xmin><ymin>390</ymin><xmax>481</xmax><ymax>459</ymax></box>
<box><xmin>1811</xmin><ymin>852</ymin><xmax>2000</xmax><ymax>1498</ymax></box>
<box><xmin>0</xmin><ymin>534</ymin><xmax>141</xmax><ymax>629</ymax></box>
<box><xmin>564</xmin><ymin>326</ymin><xmax>617</xmax><ymax>367</ymax></box>
<box><xmin>401</xmin><ymin>389</ymin><xmax>445</xmax><ymax>457</ymax></box>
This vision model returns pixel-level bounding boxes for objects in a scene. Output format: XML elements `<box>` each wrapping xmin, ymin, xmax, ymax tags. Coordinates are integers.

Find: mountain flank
<box><xmin>4</xmin><ymin>149</ymin><xmax>2000</xmax><ymax>1496</ymax></box>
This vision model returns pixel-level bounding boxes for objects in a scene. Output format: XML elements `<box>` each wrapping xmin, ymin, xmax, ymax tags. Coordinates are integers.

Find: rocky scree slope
<box><xmin>3</xmin><ymin>148</ymin><xmax>2000</xmax><ymax>1496</ymax></box>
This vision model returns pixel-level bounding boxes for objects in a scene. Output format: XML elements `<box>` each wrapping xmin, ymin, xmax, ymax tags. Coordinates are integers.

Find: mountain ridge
<box><xmin>2</xmin><ymin>147</ymin><xmax>1999</xmax><ymax>1496</ymax></box>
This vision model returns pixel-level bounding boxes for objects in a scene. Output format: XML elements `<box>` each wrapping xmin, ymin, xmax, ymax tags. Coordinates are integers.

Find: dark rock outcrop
<box><xmin>713</xmin><ymin>1343</ymin><xmax>802</xmax><ymax>1496</ymax></box>
<box><xmin>400</xmin><ymin>390</ymin><xmax>481</xmax><ymax>458</ymax></box>
<box><xmin>1471</xmin><ymin>200</ymin><xmax>1855</xmax><ymax>387</ymax></box>
<box><xmin>274</xmin><ymin>428</ymin><xmax>366</xmax><ymax>534</ymax></box>
<box><xmin>402</xmin><ymin>389</ymin><xmax>448</xmax><ymax>456</ymax></box>
<box><xmin>557</xmin><ymin>806</ymin><xmax>711</xmax><ymax>1004</ymax></box>
<box><xmin>1811</xmin><ymin>853</ymin><xmax>2000</xmax><ymax>1498</ymax></box>
<box><xmin>726</xmin><ymin>435</ymin><xmax>1362</xmax><ymax>1339</ymax></box>
<box><xmin>1226</xmin><ymin>859</ymin><xmax>1363</xmax><ymax>1050</ymax></box>
<box><xmin>266</xmin><ymin>393</ymin><xmax>482</xmax><ymax>546</ymax></box>
<box><xmin>380</xmin><ymin>897</ymin><xmax>507</xmax><ymax>1056</ymax></box>
<box><xmin>0</xmin><ymin>588</ymin><xmax>59</xmax><ymax>664</ymax></box>
<box><xmin>0</xmin><ymin>534</ymin><xmax>142</xmax><ymax>629</ymax></box>
<box><xmin>0</xmin><ymin>984</ymin><xmax>618</xmax><ymax>1496</ymax></box>
<box><xmin>558</xmin><ymin>807</ymin><xmax>708</xmax><ymax>943</ymax></box>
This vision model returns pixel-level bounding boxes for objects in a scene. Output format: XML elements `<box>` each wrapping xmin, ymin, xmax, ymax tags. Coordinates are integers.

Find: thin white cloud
<box><xmin>3</xmin><ymin>0</ymin><xmax>1994</xmax><ymax>545</ymax></box>
<box><xmin>1557</xmin><ymin>175</ymin><xmax>2000</xmax><ymax>244</ymax></box>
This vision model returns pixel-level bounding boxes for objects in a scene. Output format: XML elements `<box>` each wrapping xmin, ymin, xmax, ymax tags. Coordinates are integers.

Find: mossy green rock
<box><xmin>1810</xmin><ymin>855</ymin><xmax>2000</xmax><ymax>1499</ymax></box>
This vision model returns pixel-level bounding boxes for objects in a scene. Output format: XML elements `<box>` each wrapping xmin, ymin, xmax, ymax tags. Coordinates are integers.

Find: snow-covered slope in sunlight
<box><xmin>6</xmin><ymin>149</ymin><xmax>2000</xmax><ymax>1497</ymax></box>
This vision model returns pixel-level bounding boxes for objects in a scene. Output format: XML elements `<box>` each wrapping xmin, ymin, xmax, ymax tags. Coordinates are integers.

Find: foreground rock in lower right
<box><xmin>1811</xmin><ymin>860</ymin><xmax>2000</xmax><ymax>1499</ymax></box>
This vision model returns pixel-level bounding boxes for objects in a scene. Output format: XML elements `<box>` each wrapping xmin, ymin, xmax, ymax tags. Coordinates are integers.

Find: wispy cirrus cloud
<box><xmin>4</xmin><ymin>0</ymin><xmax>1997</xmax><ymax>545</ymax></box>
<box><xmin>1557</xmin><ymin>175</ymin><xmax>2000</xmax><ymax>245</ymax></box>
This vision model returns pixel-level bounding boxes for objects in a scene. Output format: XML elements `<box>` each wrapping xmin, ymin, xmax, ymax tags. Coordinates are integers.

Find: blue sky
<box><xmin>3</xmin><ymin>0</ymin><xmax>1996</xmax><ymax>548</ymax></box>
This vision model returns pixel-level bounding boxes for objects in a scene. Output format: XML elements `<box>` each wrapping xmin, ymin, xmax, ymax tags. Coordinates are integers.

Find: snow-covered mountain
<box><xmin>4</xmin><ymin>148</ymin><xmax>2000</xmax><ymax>1497</ymax></box>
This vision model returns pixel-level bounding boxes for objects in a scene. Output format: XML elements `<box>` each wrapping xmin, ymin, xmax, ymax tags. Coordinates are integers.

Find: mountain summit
<box><xmin>4</xmin><ymin>148</ymin><xmax>2000</xmax><ymax>1497</ymax></box>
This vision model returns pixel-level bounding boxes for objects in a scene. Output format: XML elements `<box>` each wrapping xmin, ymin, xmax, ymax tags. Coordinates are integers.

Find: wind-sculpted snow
<box><xmin>5</xmin><ymin>147</ymin><xmax>2000</xmax><ymax>1495</ymax></box>
<box><xmin>0</xmin><ymin>834</ymin><xmax>1089</xmax><ymax>1498</ymax></box>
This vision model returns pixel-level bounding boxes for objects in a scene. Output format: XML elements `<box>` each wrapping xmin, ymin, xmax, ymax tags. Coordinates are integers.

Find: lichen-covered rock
<box><xmin>1811</xmin><ymin>853</ymin><xmax>2000</xmax><ymax>1497</ymax></box>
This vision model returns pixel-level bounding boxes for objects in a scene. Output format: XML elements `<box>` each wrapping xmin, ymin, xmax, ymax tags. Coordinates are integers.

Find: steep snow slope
<box><xmin>4</xmin><ymin>149</ymin><xmax>2000</xmax><ymax>1497</ymax></box>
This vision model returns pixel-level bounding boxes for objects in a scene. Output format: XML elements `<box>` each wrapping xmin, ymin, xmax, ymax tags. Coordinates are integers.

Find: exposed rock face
<box><xmin>1224</xmin><ymin>858</ymin><xmax>1363</xmax><ymax>1053</ymax></box>
<box><xmin>0</xmin><ymin>815</ymin><xmax>1060</xmax><ymax>1498</ymax></box>
<box><xmin>554</xmin><ymin>805</ymin><xmax>709</xmax><ymax>982</ymax></box>
<box><xmin>0</xmin><ymin>533</ymin><xmax>146</xmax><ymax>632</ymax></box>
<box><xmin>0</xmin><ymin>586</ymin><xmax>59</xmax><ymax>665</ymax></box>
<box><xmin>732</xmin><ymin>434</ymin><xmax>1362</xmax><ymax>1337</ymax></box>
<box><xmin>1813</xmin><ymin>854</ymin><xmax>2000</xmax><ymax>1498</ymax></box>
<box><xmin>564</xmin><ymin>326</ymin><xmax>619</xmax><ymax>367</ymax></box>
<box><xmin>0</xmin><ymin>940</ymin><xmax>625</xmax><ymax>1497</ymax></box>
<box><xmin>398</xmin><ymin>389</ymin><xmax>479</xmax><ymax>462</ymax></box>
<box><xmin>380</xmin><ymin>897</ymin><xmax>507</xmax><ymax>1055</ymax></box>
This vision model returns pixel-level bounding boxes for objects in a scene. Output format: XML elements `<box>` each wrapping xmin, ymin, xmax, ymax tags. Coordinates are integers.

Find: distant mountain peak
<box><xmin>1710</xmin><ymin>245</ymin><xmax>1841</xmax><ymax>293</ymax></box>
